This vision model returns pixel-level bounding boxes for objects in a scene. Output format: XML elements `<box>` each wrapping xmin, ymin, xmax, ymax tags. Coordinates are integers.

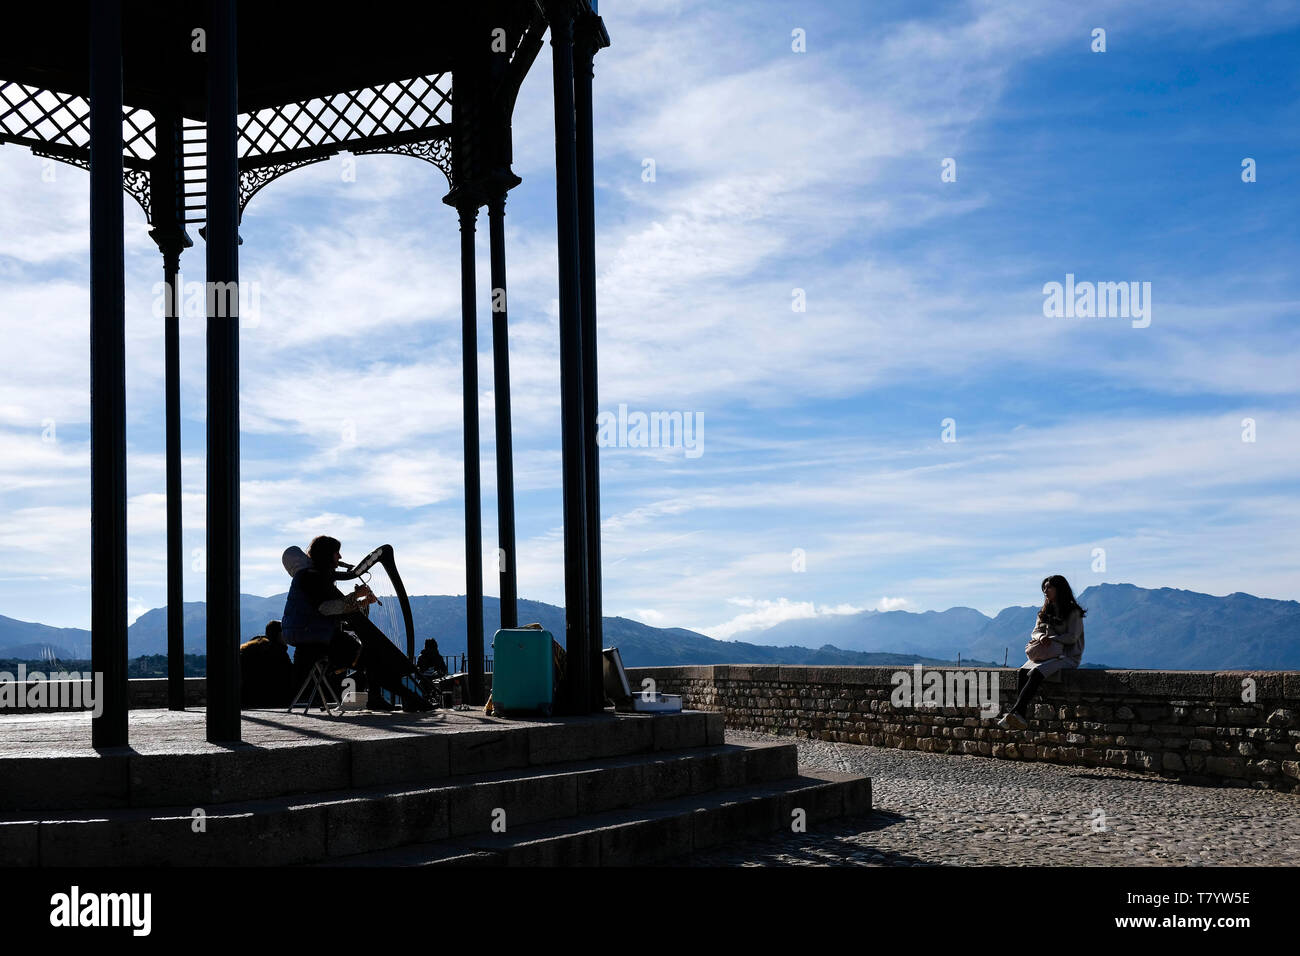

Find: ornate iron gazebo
<box><xmin>0</xmin><ymin>0</ymin><xmax>610</xmax><ymax>744</ymax></box>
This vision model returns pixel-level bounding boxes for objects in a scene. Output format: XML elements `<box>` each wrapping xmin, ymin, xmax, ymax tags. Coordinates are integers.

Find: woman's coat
<box><xmin>1024</xmin><ymin>606</ymin><xmax>1084</xmax><ymax>680</ymax></box>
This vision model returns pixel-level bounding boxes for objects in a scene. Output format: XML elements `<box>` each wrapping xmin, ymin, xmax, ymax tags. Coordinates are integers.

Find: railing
<box><xmin>441</xmin><ymin>655</ymin><xmax>492</xmax><ymax>674</ymax></box>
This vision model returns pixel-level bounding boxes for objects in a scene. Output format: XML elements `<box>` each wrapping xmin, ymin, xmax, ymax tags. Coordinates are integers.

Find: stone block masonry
<box><xmin>626</xmin><ymin>665</ymin><xmax>1300</xmax><ymax>793</ymax></box>
<box><xmin>0</xmin><ymin>676</ymin><xmax>206</xmax><ymax>712</ymax></box>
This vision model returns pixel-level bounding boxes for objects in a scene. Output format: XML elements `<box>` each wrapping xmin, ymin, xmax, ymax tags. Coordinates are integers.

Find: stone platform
<box><xmin>0</xmin><ymin>707</ymin><xmax>871</xmax><ymax>866</ymax></box>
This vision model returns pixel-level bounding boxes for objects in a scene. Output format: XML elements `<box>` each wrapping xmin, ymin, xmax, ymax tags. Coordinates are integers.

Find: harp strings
<box><xmin>360</xmin><ymin>564</ymin><xmax>402</xmax><ymax>647</ymax></box>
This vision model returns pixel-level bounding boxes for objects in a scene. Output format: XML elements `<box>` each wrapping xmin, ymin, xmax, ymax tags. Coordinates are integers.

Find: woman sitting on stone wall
<box><xmin>996</xmin><ymin>574</ymin><xmax>1086</xmax><ymax>731</ymax></box>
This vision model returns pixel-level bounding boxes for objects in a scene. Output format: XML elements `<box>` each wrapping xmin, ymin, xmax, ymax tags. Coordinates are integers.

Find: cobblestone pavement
<box><xmin>678</xmin><ymin>730</ymin><xmax>1300</xmax><ymax>866</ymax></box>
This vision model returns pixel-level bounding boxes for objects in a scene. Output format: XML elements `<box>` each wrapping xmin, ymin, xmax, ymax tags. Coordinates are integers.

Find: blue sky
<box><xmin>2</xmin><ymin>0</ymin><xmax>1298</xmax><ymax>640</ymax></box>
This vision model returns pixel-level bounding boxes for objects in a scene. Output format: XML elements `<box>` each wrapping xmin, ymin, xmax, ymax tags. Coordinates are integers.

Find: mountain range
<box><xmin>731</xmin><ymin>584</ymin><xmax>1300</xmax><ymax>670</ymax></box>
<box><xmin>0</xmin><ymin>595</ymin><xmax>978</xmax><ymax>669</ymax></box>
<box><xmin>1</xmin><ymin>583</ymin><xmax>1296</xmax><ymax>670</ymax></box>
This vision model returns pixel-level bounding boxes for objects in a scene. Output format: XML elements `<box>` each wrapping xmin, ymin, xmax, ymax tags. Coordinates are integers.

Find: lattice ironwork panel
<box><xmin>238</xmin><ymin>73</ymin><xmax>452</xmax><ymax>167</ymax></box>
<box><xmin>2</xmin><ymin>74</ymin><xmax>457</xmax><ymax>227</ymax></box>
<box><xmin>0</xmin><ymin>81</ymin><xmax>156</xmax><ymax>164</ymax></box>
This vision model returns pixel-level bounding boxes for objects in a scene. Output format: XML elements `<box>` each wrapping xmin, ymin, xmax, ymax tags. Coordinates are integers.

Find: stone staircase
<box><xmin>0</xmin><ymin>711</ymin><xmax>871</xmax><ymax>866</ymax></box>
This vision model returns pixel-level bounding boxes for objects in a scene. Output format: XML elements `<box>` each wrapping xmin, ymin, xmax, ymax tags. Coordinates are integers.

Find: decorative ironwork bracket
<box><xmin>123</xmin><ymin>166</ymin><xmax>152</xmax><ymax>221</ymax></box>
<box><xmin>237</xmin><ymin>156</ymin><xmax>328</xmax><ymax>220</ymax></box>
<box><xmin>25</xmin><ymin>147</ymin><xmax>154</xmax><ymax>222</ymax></box>
<box><xmin>352</xmin><ymin>135</ymin><xmax>455</xmax><ymax>187</ymax></box>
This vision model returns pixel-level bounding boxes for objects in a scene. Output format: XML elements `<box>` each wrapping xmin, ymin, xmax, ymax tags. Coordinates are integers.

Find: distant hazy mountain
<box><xmin>0</xmin><ymin>614</ymin><xmax>94</xmax><ymax>661</ymax></box>
<box><xmin>967</xmin><ymin>605</ymin><xmax>1041</xmax><ymax>665</ymax></box>
<box><xmin>733</xmin><ymin>584</ymin><xmax>1300</xmax><ymax>670</ymax></box>
<box><xmin>3</xmin><ymin>583</ymin><xmax>1295</xmax><ymax>670</ymax></box>
<box><xmin>126</xmin><ymin>593</ymin><xmax>287</xmax><ymax>656</ymax></box>
<box><xmin>0</xmin><ymin>596</ymin><xmax>978</xmax><ymax>668</ymax></box>
<box><xmin>968</xmin><ymin>584</ymin><xmax>1300</xmax><ymax>670</ymax></box>
<box><xmin>732</xmin><ymin>606</ymin><xmax>989</xmax><ymax>659</ymax></box>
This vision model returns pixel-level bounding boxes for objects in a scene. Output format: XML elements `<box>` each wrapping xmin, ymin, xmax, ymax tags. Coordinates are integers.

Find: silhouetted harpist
<box><xmin>281</xmin><ymin>535</ymin><xmax>433</xmax><ymax>711</ymax></box>
<box><xmin>997</xmin><ymin>574</ymin><xmax>1086</xmax><ymax>731</ymax></box>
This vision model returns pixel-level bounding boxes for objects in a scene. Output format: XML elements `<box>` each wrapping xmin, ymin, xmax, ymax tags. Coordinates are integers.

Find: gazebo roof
<box><xmin>0</xmin><ymin>0</ymin><xmax>541</xmax><ymax>119</ymax></box>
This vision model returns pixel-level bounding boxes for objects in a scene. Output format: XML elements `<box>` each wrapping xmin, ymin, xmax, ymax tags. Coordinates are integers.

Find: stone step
<box><xmin>0</xmin><ymin>739</ymin><xmax>798</xmax><ymax>866</ymax></box>
<box><xmin>0</xmin><ymin>709</ymin><xmax>724</xmax><ymax>812</ymax></box>
<box><xmin>320</xmin><ymin>769</ymin><xmax>873</xmax><ymax>867</ymax></box>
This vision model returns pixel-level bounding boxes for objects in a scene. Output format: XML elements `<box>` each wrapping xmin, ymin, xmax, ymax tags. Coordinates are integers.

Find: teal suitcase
<box><xmin>491</xmin><ymin>628</ymin><xmax>554</xmax><ymax>716</ymax></box>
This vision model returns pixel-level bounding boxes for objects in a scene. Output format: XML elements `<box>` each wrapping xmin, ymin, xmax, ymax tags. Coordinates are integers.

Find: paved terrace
<box><xmin>0</xmin><ymin>706</ymin><xmax>520</xmax><ymax>759</ymax></box>
<box><xmin>674</xmin><ymin>729</ymin><xmax>1300</xmax><ymax>866</ymax></box>
<box><xmin>0</xmin><ymin>706</ymin><xmax>617</xmax><ymax>811</ymax></box>
<box><xmin>6</xmin><ymin>709</ymin><xmax>1297</xmax><ymax>866</ymax></box>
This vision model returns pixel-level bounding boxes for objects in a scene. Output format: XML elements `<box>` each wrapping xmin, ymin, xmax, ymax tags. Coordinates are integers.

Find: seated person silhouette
<box><xmin>281</xmin><ymin>535</ymin><xmax>431</xmax><ymax>711</ymax></box>
<box><xmin>416</xmin><ymin>637</ymin><xmax>449</xmax><ymax>680</ymax></box>
<box><xmin>239</xmin><ymin>619</ymin><xmax>292</xmax><ymax>708</ymax></box>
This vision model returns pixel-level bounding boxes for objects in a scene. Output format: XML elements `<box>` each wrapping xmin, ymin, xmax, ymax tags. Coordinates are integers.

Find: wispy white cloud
<box><xmin>705</xmin><ymin>596</ymin><xmax>867</xmax><ymax>641</ymax></box>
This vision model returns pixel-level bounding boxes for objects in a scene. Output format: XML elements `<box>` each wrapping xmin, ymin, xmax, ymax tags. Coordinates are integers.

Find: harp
<box><xmin>335</xmin><ymin>544</ymin><xmax>417</xmax><ymax>662</ymax></box>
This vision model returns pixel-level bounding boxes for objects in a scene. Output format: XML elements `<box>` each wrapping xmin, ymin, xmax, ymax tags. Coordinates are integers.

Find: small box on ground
<box><xmin>603</xmin><ymin>647</ymin><xmax>682</xmax><ymax>713</ymax></box>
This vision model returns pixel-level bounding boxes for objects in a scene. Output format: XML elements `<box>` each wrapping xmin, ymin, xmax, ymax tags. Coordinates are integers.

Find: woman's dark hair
<box><xmin>1041</xmin><ymin>574</ymin><xmax>1086</xmax><ymax>621</ymax></box>
<box><xmin>307</xmin><ymin>535</ymin><xmax>342</xmax><ymax>571</ymax></box>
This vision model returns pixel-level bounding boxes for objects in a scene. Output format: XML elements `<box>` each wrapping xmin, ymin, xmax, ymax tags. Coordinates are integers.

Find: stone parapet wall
<box><xmin>0</xmin><ymin>676</ymin><xmax>206</xmax><ymax>712</ymax></box>
<box><xmin>626</xmin><ymin>665</ymin><xmax>1300</xmax><ymax>793</ymax></box>
<box><xmin>127</xmin><ymin>677</ymin><xmax>206</xmax><ymax>708</ymax></box>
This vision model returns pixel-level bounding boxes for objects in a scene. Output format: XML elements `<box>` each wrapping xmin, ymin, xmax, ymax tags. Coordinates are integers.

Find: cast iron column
<box><xmin>163</xmin><ymin>243</ymin><xmax>184</xmax><ymax>707</ymax></box>
<box><xmin>149</xmin><ymin>112</ymin><xmax>192</xmax><ymax>711</ymax></box>
<box><xmin>89</xmin><ymin>0</ymin><xmax>128</xmax><ymax>747</ymax></box>
<box><xmin>458</xmin><ymin>203</ymin><xmax>486</xmax><ymax>706</ymax></box>
<box><xmin>547</xmin><ymin>2</ymin><xmax>591</xmax><ymax>714</ymax></box>
<box><xmin>488</xmin><ymin>193</ymin><xmax>519</xmax><ymax>632</ymax></box>
<box><xmin>575</xmin><ymin>13</ymin><xmax>608</xmax><ymax>710</ymax></box>
<box><xmin>205</xmin><ymin>0</ymin><xmax>242</xmax><ymax>742</ymax></box>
